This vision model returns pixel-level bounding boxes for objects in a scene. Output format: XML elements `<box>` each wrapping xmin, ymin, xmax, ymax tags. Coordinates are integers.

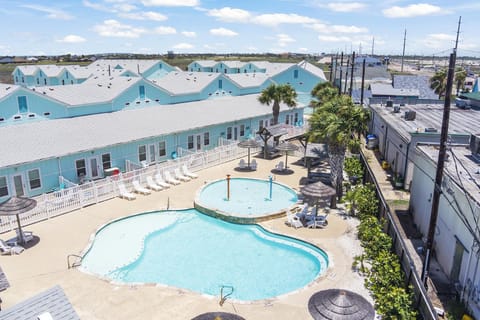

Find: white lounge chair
<box><xmin>238</xmin><ymin>159</ymin><xmax>246</xmax><ymax>169</ymax></box>
<box><xmin>154</xmin><ymin>173</ymin><xmax>171</xmax><ymax>188</ymax></box>
<box><xmin>118</xmin><ymin>183</ymin><xmax>136</xmax><ymax>200</ymax></box>
<box><xmin>132</xmin><ymin>180</ymin><xmax>151</xmax><ymax>195</ymax></box>
<box><xmin>285</xmin><ymin>210</ymin><xmax>303</xmax><ymax>229</ymax></box>
<box><xmin>174</xmin><ymin>168</ymin><xmax>191</xmax><ymax>182</ymax></box>
<box><xmin>164</xmin><ymin>171</ymin><xmax>181</xmax><ymax>185</ymax></box>
<box><xmin>146</xmin><ymin>176</ymin><xmax>163</xmax><ymax>191</ymax></box>
<box><xmin>295</xmin><ymin>203</ymin><xmax>309</xmax><ymax>221</ymax></box>
<box><xmin>182</xmin><ymin>164</ymin><xmax>198</xmax><ymax>179</ymax></box>
<box><xmin>0</xmin><ymin>239</ymin><xmax>24</xmax><ymax>255</ymax></box>
<box><xmin>250</xmin><ymin>159</ymin><xmax>258</xmax><ymax>170</ymax></box>
<box><xmin>15</xmin><ymin>229</ymin><xmax>34</xmax><ymax>244</ymax></box>
<box><xmin>275</xmin><ymin>161</ymin><xmax>284</xmax><ymax>171</ymax></box>
<box><xmin>306</xmin><ymin>211</ymin><xmax>329</xmax><ymax>228</ymax></box>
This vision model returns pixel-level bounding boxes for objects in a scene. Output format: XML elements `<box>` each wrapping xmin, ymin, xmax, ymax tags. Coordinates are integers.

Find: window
<box><xmin>36</xmin><ymin>78</ymin><xmax>39</xmax><ymax>85</ymax></box>
<box><xmin>285</xmin><ymin>116</ymin><xmax>289</xmax><ymax>124</ymax></box>
<box><xmin>71</xmin><ymin>80</ymin><xmax>73</xmax><ymax>84</ymax></box>
<box><xmin>240</xmin><ymin>125</ymin><xmax>245</xmax><ymax>137</ymax></box>
<box><xmin>66</xmin><ymin>72</ymin><xmax>69</xmax><ymax>79</ymax></box>
<box><xmin>28</xmin><ymin>169</ymin><xmax>41</xmax><ymax>190</ymax></box>
<box><xmin>22</xmin><ymin>77</ymin><xmax>24</xmax><ymax>83</ymax></box>
<box><xmin>226</xmin><ymin>127</ymin><xmax>232</xmax><ymax>139</ymax></box>
<box><xmin>15</xmin><ymin>76</ymin><xmax>18</xmax><ymax>82</ymax></box>
<box><xmin>224</xmin><ymin>69</ymin><xmax>227</xmax><ymax>73</ymax></box>
<box><xmin>138</xmin><ymin>145</ymin><xmax>147</xmax><ymax>162</ymax></box>
<box><xmin>44</xmin><ymin>79</ymin><xmax>47</xmax><ymax>85</ymax></box>
<box><xmin>0</xmin><ymin>176</ymin><xmax>8</xmax><ymax>197</ymax></box>
<box><xmin>204</xmin><ymin>132</ymin><xmax>210</xmax><ymax>146</ymax></box>
<box><xmin>102</xmin><ymin>153</ymin><xmax>111</xmax><ymax>170</ymax></box>
<box><xmin>139</xmin><ymin>85</ymin><xmax>145</xmax><ymax>99</ymax></box>
<box><xmin>187</xmin><ymin>135</ymin><xmax>194</xmax><ymax>149</ymax></box>
<box><xmin>75</xmin><ymin>159</ymin><xmax>86</xmax><ymax>177</ymax></box>
<box><xmin>294</xmin><ymin>70</ymin><xmax>299</xmax><ymax>79</ymax></box>
<box><xmin>17</xmin><ymin>96</ymin><xmax>28</xmax><ymax>113</ymax></box>
<box><xmin>294</xmin><ymin>112</ymin><xmax>299</xmax><ymax>124</ymax></box>
<box><xmin>158</xmin><ymin>141</ymin><xmax>166</xmax><ymax>157</ymax></box>
<box><xmin>62</xmin><ymin>79</ymin><xmax>65</xmax><ymax>85</ymax></box>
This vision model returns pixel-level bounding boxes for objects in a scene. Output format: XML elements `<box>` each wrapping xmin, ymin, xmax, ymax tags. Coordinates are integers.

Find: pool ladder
<box><xmin>67</xmin><ymin>254</ymin><xmax>83</xmax><ymax>269</ymax></box>
<box><xmin>219</xmin><ymin>285</ymin><xmax>234</xmax><ymax>306</ymax></box>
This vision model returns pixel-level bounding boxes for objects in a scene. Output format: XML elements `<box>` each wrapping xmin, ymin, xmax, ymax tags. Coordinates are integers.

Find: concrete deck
<box><xmin>0</xmin><ymin>155</ymin><xmax>371</xmax><ymax>320</ymax></box>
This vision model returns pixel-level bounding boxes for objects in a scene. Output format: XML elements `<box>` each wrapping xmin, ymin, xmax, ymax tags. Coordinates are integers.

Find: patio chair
<box><xmin>146</xmin><ymin>176</ymin><xmax>163</xmax><ymax>191</ymax></box>
<box><xmin>174</xmin><ymin>168</ymin><xmax>191</xmax><ymax>182</ymax></box>
<box><xmin>306</xmin><ymin>212</ymin><xmax>329</xmax><ymax>228</ymax></box>
<box><xmin>182</xmin><ymin>164</ymin><xmax>198</xmax><ymax>179</ymax></box>
<box><xmin>132</xmin><ymin>180</ymin><xmax>151</xmax><ymax>195</ymax></box>
<box><xmin>238</xmin><ymin>159</ymin><xmax>246</xmax><ymax>169</ymax></box>
<box><xmin>15</xmin><ymin>229</ymin><xmax>34</xmax><ymax>244</ymax></box>
<box><xmin>154</xmin><ymin>173</ymin><xmax>171</xmax><ymax>188</ymax></box>
<box><xmin>285</xmin><ymin>210</ymin><xmax>303</xmax><ymax>229</ymax></box>
<box><xmin>0</xmin><ymin>239</ymin><xmax>24</xmax><ymax>255</ymax></box>
<box><xmin>164</xmin><ymin>171</ymin><xmax>181</xmax><ymax>185</ymax></box>
<box><xmin>118</xmin><ymin>182</ymin><xmax>136</xmax><ymax>200</ymax></box>
<box><xmin>250</xmin><ymin>159</ymin><xmax>258</xmax><ymax>170</ymax></box>
<box><xmin>295</xmin><ymin>203</ymin><xmax>309</xmax><ymax>221</ymax></box>
<box><xmin>275</xmin><ymin>161</ymin><xmax>284</xmax><ymax>171</ymax></box>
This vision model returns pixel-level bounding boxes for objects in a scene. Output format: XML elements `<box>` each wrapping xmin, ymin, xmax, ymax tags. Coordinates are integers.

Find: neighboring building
<box><xmin>462</xmin><ymin>92</ymin><xmax>480</xmax><ymax>108</ymax></box>
<box><xmin>368</xmin><ymin>102</ymin><xmax>479</xmax><ymax>189</ymax></box>
<box><xmin>369</xmin><ymin>83</ymin><xmax>419</xmax><ymax>104</ymax></box>
<box><xmin>392</xmin><ymin>75</ymin><xmax>438</xmax><ymax>100</ymax></box>
<box><xmin>409</xmin><ymin>142</ymin><xmax>480</xmax><ymax>318</ymax></box>
<box><xmin>354</xmin><ymin>55</ymin><xmax>382</xmax><ymax>67</ymax></box>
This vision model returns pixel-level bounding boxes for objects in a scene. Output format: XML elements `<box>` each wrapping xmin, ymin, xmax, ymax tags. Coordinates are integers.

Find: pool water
<box><xmin>196</xmin><ymin>178</ymin><xmax>298</xmax><ymax>217</ymax></box>
<box><xmin>81</xmin><ymin>209</ymin><xmax>328</xmax><ymax>301</ymax></box>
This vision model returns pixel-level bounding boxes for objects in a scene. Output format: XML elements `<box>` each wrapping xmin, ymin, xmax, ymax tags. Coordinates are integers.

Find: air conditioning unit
<box><xmin>404</xmin><ymin>110</ymin><xmax>416</xmax><ymax>121</ymax></box>
<box><xmin>393</xmin><ymin>105</ymin><xmax>400</xmax><ymax>113</ymax></box>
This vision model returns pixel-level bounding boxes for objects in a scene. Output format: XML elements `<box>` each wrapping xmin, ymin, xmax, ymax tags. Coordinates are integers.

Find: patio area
<box><xmin>0</xmin><ymin>155</ymin><xmax>371</xmax><ymax>319</ymax></box>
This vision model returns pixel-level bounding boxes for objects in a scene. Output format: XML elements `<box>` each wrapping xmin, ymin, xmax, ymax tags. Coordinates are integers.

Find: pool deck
<box><xmin>0</xmin><ymin>155</ymin><xmax>371</xmax><ymax>319</ymax></box>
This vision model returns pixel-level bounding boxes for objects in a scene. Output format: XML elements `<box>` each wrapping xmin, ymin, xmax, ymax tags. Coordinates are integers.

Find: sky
<box><xmin>1</xmin><ymin>0</ymin><xmax>479</xmax><ymax>57</ymax></box>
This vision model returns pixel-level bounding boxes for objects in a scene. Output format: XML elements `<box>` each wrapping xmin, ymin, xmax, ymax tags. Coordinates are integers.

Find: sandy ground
<box><xmin>0</xmin><ymin>155</ymin><xmax>371</xmax><ymax>319</ymax></box>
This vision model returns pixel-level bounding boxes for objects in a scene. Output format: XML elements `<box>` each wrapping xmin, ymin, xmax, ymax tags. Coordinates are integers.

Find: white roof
<box><xmin>64</xmin><ymin>65</ymin><xmax>93</xmax><ymax>79</ymax></box>
<box><xmin>0</xmin><ymin>94</ymin><xmax>300</xmax><ymax>167</ymax></box>
<box><xmin>151</xmin><ymin>71</ymin><xmax>220</xmax><ymax>95</ymax></box>
<box><xmin>33</xmin><ymin>76</ymin><xmax>141</xmax><ymax>106</ymax></box>
<box><xmin>40</xmin><ymin>65</ymin><xmax>65</xmax><ymax>77</ymax></box>
<box><xmin>297</xmin><ymin>61</ymin><xmax>327</xmax><ymax>80</ymax></box>
<box><xmin>370</xmin><ymin>83</ymin><xmax>419</xmax><ymax>97</ymax></box>
<box><xmin>193</xmin><ymin>60</ymin><xmax>217</xmax><ymax>68</ymax></box>
<box><xmin>0</xmin><ymin>84</ymin><xmax>20</xmax><ymax>100</ymax></box>
<box><xmin>221</xmin><ymin>60</ymin><xmax>244</xmax><ymax>69</ymax></box>
<box><xmin>263</xmin><ymin>62</ymin><xmax>295</xmax><ymax>77</ymax></box>
<box><xmin>14</xmin><ymin>65</ymin><xmax>38</xmax><ymax>76</ymax></box>
<box><xmin>224</xmin><ymin>73</ymin><xmax>270</xmax><ymax>88</ymax></box>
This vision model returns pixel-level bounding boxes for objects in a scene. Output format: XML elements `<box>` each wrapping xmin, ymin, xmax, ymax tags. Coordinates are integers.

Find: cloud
<box><xmin>141</xmin><ymin>0</ymin><xmax>199</xmax><ymax>6</ymax></box>
<box><xmin>383</xmin><ymin>3</ymin><xmax>444</xmax><ymax>18</ymax></box>
<box><xmin>423</xmin><ymin>33</ymin><xmax>455</xmax><ymax>49</ymax></box>
<box><xmin>83</xmin><ymin>0</ymin><xmax>111</xmax><ymax>12</ymax></box>
<box><xmin>276</xmin><ymin>34</ymin><xmax>295</xmax><ymax>47</ymax></box>
<box><xmin>153</xmin><ymin>26</ymin><xmax>177</xmax><ymax>35</ymax></box>
<box><xmin>326</xmin><ymin>2</ymin><xmax>366</xmax><ymax>12</ymax></box>
<box><xmin>114</xmin><ymin>4</ymin><xmax>137</xmax><ymax>12</ymax></box>
<box><xmin>181</xmin><ymin>31</ymin><xmax>196</xmax><ymax>37</ymax></box>
<box><xmin>56</xmin><ymin>35</ymin><xmax>86</xmax><ymax>43</ymax></box>
<box><xmin>210</xmin><ymin>27</ymin><xmax>238</xmax><ymax>37</ymax></box>
<box><xmin>318</xmin><ymin>35</ymin><xmax>353</xmax><ymax>42</ymax></box>
<box><xmin>207</xmin><ymin>7</ymin><xmax>251</xmax><ymax>22</ymax></box>
<box><xmin>173</xmin><ymin>42</ymin><xmax>194</xmax><ymax>49</ymax></box>
<box><xmin>93</xmin><ymin>20</ymin><xmax>147</xmax><ymax>38</ymax></box>
<box><xmin>310</xmin><ymin>23</ymin><xmax>368</xmax><ymax>34</ymax></box>
<box><xmin>21</xmin><ymin>4</ymin><xmax>73</xmax><ymax>20</ymax></box>
<box><xmin>252</xmin><ymin>13</ymin><xmax>317</xmax><ymax>27</ymax></box>
<box><xmin>298</xmin><ymin>47</ymin><xmax>308</xmax><ymax>52</ymax></box>
<box><xmin>119</xmin><ymin>11</ymin><xmax>168</xmax><ymax>21</ymax></box>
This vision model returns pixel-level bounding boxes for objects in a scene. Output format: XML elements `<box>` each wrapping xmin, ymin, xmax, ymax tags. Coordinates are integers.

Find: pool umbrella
<box><xmin>308</xmin><ymin>289</ymin><xmax>375</xmax><ymax>320</ymax></box>
<box><xmin>191</xmin><ymin>312</ymin><xmax>246</xmax><ymax>320</ymax></box>
<box><xmin>300</xmin><ymin>181</ymin><xmax>336</xmax><ymax>213</ymax></box>
<box><xmin>0</xmin><ymin>196</ymin><xmax>36</xmax><ymax>245</ymax></box>
<box><xmin>237</xmin><ymin>139</ymin><xmax>261</xmax><ymax>168</ymax></box>
<box><xmin>275</xmin><ymin>142</ymin><xmax>299</xmax><ymax>170</ymax></box>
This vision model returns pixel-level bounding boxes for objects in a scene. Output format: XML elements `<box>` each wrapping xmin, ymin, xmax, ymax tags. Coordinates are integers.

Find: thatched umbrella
<box><xmin>300</xmin><ymin>181</ymin><xmax>336</xmax><ymax>211</ymax></box>
<box><xmin>308</xmin><ymin>289</ymin><xmax>375</xmax><ymax>320</ymax></box>
<box><xmin>191</xmin><ymin>312</ymin><xmax>246</xmax><ymax>320</ymax></box>
<box><xmin>275</xmin><ymin>142</ymin><xmax>299</xmax><ymax>170</ymax></box>
<box><xmin>237</xmin><ymin>139</ymin><xmax>261</xmax><ymax>168</ymax></box>
<box><xmin>0</xmin><ymin>196</ymin><xmax>36</xmax><ymax>245</ymax></box>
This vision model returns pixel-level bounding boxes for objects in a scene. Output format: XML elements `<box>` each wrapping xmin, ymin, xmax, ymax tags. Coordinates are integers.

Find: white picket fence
<box><xmin>0</xmin><ymin>139</ymin><xmax>256</xmax><ymax>234</ymax></box>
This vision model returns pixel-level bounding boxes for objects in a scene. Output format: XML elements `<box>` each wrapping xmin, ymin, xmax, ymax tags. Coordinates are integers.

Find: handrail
<box><xmin>219</xmin><ymin>285</ymin><xmax>234</xmax><ymax>306</ymax></box>
<box><xmin>67</xmin><ymin>254</ymin><xmax>83</xmax><ymax>269</ymax></box>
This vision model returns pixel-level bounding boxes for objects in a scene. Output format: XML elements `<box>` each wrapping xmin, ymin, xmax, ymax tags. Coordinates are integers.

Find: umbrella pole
<box><xmin>285</xmin><ymin>153</ymin><xmax>288</xmax><ymax>170</ymax></box>
<box><xmin>16</xmin><ymin>213</ymin><xmax>24</xmax><ymax>245</ymax></box>
<box><xmin>248</xmin><ymin>148</ymin><xmax>251</xmax><ymax>168</ymax></box>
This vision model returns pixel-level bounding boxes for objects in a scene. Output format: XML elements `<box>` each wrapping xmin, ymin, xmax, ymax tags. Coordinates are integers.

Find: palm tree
<box><xmin>430</xmin><ymin>69</ymin><xmax>447</xmax><ymax>99</ymax></box>
<box><xmin>455</xmin><ymin>68</ymin><xmax>467</xmax><ymax>95</ymax></box>
<box><xmin>311</xmin><ymin>82</ymin><xmax>337</xmax><ymax>112</ymax></box>
<box><xmin>258</xmin><ymin>84</ymin><xmax>297</xmax><ymax>125</ymax></box>
<box><xmin>308</xmin><ymin>93</ymin><xmax>369</xmax><ymax>201</ymax></box>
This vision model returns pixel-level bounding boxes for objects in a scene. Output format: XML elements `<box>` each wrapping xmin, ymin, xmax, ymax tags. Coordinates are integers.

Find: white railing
<box><xmin>0</xmin><ymin>142</ymin><xmax>251</xmax><ymax>234</ymax></box>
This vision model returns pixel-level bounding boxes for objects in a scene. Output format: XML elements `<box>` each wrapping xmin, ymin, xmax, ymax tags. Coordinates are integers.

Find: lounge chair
<box><xmin>174</xmin><ymin>168</ymin><xmax>191</xmax><ymax>182</ymax></box>
<box><xmin>132</xmin><ymin>180</ymin><xmax>151</xmax><ymax>195</ymax></box>
<box><xmin>182</xmin><ymin>164</ymin><xmax>198</xmax><ymax>179</ymax></box>
<box><xmin>275</xmin><ymin>161</ymin><xmax>284</xmax><ymax>171</ymax></box>
<box><xmin>154</xmin><ymin>173</ymin><xmax>171</xmax><ymax>188</ymax></box>
<box><xmin>164</xmin><ymin>171</ymin><xmax>181</xmax><ymax>185</ymax></box>
<box><xmin>146</xmin><ymin>176</ymin><xmax>163</xmax><ymax>191</ymax></box>
<box><xmin>295</xmin><ymin>203</ymin><xmax>309</xmax><ymax>221</ymax></box>
<box><xmin>285</xmin><ymin>210</ymin><xmax>303</xmax><ymax>229</ymax></box>
<box><xmin>15</xmin><ymin>229</ymin><xmax>34</xmax><ymax>244</ymax></box>
<box><xmin>0</xmin><ymin>239</ymin><xmax>24</xmax><ymax>255</ymax></box>
<box><xmin>250</xmin><ymin>159</ymin><xmax>258</xmax><ymax>170</ymax></box>
<box><xmin>306</xmin><ymin>212</ymin><xmax>329</xmax><ymax>228</ymax></box>
<box><xmin>118</xmin><ymin>182</ymin><xmax>136</xmax><ymax>200</ymax></box>
<box><xmin>238</xmin><ymin>159</ymin><xmax>246</xmax><ymax>169</ymax></box>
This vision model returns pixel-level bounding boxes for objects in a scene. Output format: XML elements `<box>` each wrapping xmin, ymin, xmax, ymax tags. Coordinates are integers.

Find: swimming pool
<box><xmin>81</xmin><ymin>209</ymin><xmax>328</xmax><ymax>301</ymax></box>
<box><xmin>194</xmin><ymin>177</ymin><xmax>298</xmax><ymax>223</ymax></box>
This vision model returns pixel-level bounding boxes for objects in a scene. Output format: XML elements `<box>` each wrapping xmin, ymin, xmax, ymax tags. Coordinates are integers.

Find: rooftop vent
<box><xmin>43</xmin><ymin>112</ymin><xmax>50</xmax><ymax>116</ymax></box>
<box><xmin>405</xmin><ymin>110</ymin><xmax>416</xmax><ymax>121</ymax></box>
<box><xmin>28</xmin><ymin>113</ymin><xmax>35</xmax><ymax>118</ymax></box>
<box><xmin>393</xmin><ymin>105</ymin><xmax>400</xmax><ymax>113</ymax></box>
<box><xmin>14</xmin><ymin>115</ymin><xmax>21</xmax><ymax>120</ymax></box>
<box><xmin>0</xmin><ymin>118</ymin><xmax>4</xmax><ymax>122</ymax></box>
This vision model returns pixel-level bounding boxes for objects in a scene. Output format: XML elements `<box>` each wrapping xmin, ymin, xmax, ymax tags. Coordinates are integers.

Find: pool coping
<box><xmin>78</xmin><ymin>208</ymin><xmax>332</xmax><ymax>305</ymax></box>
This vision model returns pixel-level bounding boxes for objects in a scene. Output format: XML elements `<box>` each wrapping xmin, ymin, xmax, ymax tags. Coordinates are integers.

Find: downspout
<box><xmin>403</xmin><ymin>141</ymin><xmax>411</xmax><ymax>187</ymax></box>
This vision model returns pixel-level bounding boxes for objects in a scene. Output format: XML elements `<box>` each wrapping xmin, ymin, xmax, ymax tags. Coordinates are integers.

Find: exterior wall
<box><xmin>271</xmin><ymin>66</ymin><xmax>325</xmax><ymax>94</ymax></box>
<box><xmin>142</xmin><ymin>61</ymin><xmax>175</xmax><ymax>78</ymax></box>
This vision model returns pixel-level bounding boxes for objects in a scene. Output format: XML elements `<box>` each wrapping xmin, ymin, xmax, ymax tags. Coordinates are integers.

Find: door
<box><xmin>234</xmin><ymin>127</ymin><xmax>238</xmax><ymax>140</ymax></box>
<box><xmin>196</xmin><ymin>135</ymin><xmax>202</xmax><ymax>151</ymax></box>
<box><xmin>451</xmin><ymin>238</ymin><xmax>465</xmax><ymax>282</ymax></box>
<box><xmin>148</xmin><ymin>144</ymin><xmax>156</xmax><ymax>163</ymax></box>
<box><xmin>12</xmin><ymin>174</ymin><xmax>25</xmax><ymax>196</ymax></box>
<box><xmin>88</xmin><ymin>156</ymin><xmax>101</xmax><ymax>180</ymax></box>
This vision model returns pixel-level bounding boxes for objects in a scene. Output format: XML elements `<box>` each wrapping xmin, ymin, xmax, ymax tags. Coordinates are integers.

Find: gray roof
<box><xmin>92</xmin><ymin>59</ymin><xmax>159</xmax><ymax>75</ymax></box>
<box><xmin>370</xmin><ymin>103</ymin><xmax>480</xmax><ymax>141</ymax></box>
<box><xmin>151</xmin><ymin>71</ymin><xmax>220</xmax><ymax>95</ymax></box>
<box><xmin>370</xmin><ymin>83</ymin><xmax>419</xmax><ymax>97</ymax></box>
<box><xmin>0</xmin><ymin>94</ymin><xmax>299</xmax><ymax>167</ymax></box>
<box><xmin>393</xmin><ymin>75</ymin><xmax>438</xmax><ymax>99</ymax></box>
<box><xmin>14</xmin><ymin>65</ymin><xmax>39</xmax><ymax>76</ymax></box>
<box><xmin>64</xmin><ymin>65</ymin><xmax>93</xmax><ymax>80</ymax></box>
<box><xmin>194</xmin><ymin>60</ymin><xmax>217</xmax><ymax>68</ymax></box>
<box><xmin>0</xmin><ymin>265</ymin><xmax>10</xmax><ymax>291</ymax></box>
<box><xmin>221</xmin><ymin>60</ymin><xmax>244</xmax><ymax>68</ymax></box>
<box><xmin>0</xmin><ymin>285</ymin><xmax>79</xmax><ymax>320</ymax></box>
<box><xmin>40</xmin><ymin>65</ymin><xmax>65</xmax><ymax>77</ymax></box>
<box><xmin>224</xmin><ymin>73</ymin><xmax>270</xmax><ymax>88</ymax></box>
<box><xmin>0</xmin><ymin>84</ymin><xmax>20</xmax><ymax>100</ymax></box>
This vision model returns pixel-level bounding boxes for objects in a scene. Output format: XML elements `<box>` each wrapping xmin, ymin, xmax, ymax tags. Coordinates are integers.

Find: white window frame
<box><xmin>138</xmin><ymin>145</ymin><xmax>147</xmax><ymax>162</ymax></box>
<box><xmin>158</xmin><ymin>141</ymin><xmax>167</xmax><ymax>157</ymax></box>
<box><xmin>101</xmin><ymin>153</ymin><xmax>111</xmax><ymax>170</ymax></box>
<box><xmin>27</xmin><ymin>168</ymin><xmax>42</xmax><ymax>190</ymax></box>
<box><xmin>75</xmin><ymin>158</ymin><xmax>87</xmax><ymax>178</ymax></box>
<box><xmin>0</xmin><ymin>176</ymin><xmax>9</xmax><ymax>197</ymax></box>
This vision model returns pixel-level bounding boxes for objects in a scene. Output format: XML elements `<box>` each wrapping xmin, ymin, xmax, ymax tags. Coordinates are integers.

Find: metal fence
<box><xmin>362</xmin><ymin>151</ymin><xmax>438</xmax><ymax>319</ymax></box>
<box><xmin>0</xmin><ymin>139</ymin><xmax>253</xmax><ymax>234</ymax></box>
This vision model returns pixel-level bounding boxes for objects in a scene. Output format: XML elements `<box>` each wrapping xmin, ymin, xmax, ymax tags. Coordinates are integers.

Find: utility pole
<box><xmin>338</xmin><ymin>52</ymin><xmax>344</xmax><ymax>95</ymax></box>
<box><xmin>371</xmin><ymin>37</ymin><xmax>375</xmax><ymax>56</ymax></box>
<box><xmin>349</xmin><ymin>51</ymin><xmax>355</xmax><ymax>97</ymax></box>
<box><xmin>344</xmin><ymin>57</ymin><xmax>350</xmax><ymax>94</ymax></box>
<box><xmin>329</xmin><ymin>55</ymin><xmax>334</xmax><ymax>82</ymax></box>
<box><xmin>360</xmin><ymin>59</ymin><xmax>366</xmax><ymax>106</ymax></box>
<box><xmin>401</xmin><ymin>29</ymin><xmax>407</xmax><ymax>72</ymax></box>
<box><xmin>333</xmin><ymin>54</ymin><xmax>338</xmax><ymax>85</ymax></box>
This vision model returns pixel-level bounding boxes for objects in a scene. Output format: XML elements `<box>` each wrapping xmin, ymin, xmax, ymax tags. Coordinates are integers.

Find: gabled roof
<box><xmin>40</xmin><ymin>65</ymin><xmax>65</xmax><ymax>77</ymax></box>
<box><xmin>13</xmin><ymin>65</ymin><xmax>39</xmax><ymax>76</ymax></box>
<box><xmin>224</xmin><ymin>73</ymin><xmax>270</xmax><ymax>88</ymax></box>
<box><xmin>91</xmin><ymin>59</ymin><xmax>162</xmax><ymax>75</ymax></box>
<box><xmin>221</xmin><ymin>60</ymin><xmax>244</xmax><ymax>69</ymax></box>
<box><xmin>296</xmin><ymin>61</ymin><xmax>327</xmax><ymax>80</ymax></box>
<box><xmin>393</xmin><ymin>75</ymin><xmax>437</xmax><ymax>99</ymax></box>
<box><xmin>0</xmin><ymin>83</ymin><xmax>20</xmax><ymax>100</ymax></box>
<box><xmin>192</xmin><ymin>60</ymin><xmax>217</xmax><ymax>68</ymax></box>
<box><xmin>262</xmin><ymin>62</ymin><xmax>295</xmax><ymax>77</ymax></box>
<box><xmin>64</xmin><ymin>65</ymin><xmax>93</xmax><ymax>79</ymax></box>
<box><xmin>152</xmin><ymin>71</ymin><xmax>221</xmax><ymax>95</ymax></box>
<box><xmin>0</xmin><ymin>285</ymin><xmax>79</xmax><ymax>320</ymax></box>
